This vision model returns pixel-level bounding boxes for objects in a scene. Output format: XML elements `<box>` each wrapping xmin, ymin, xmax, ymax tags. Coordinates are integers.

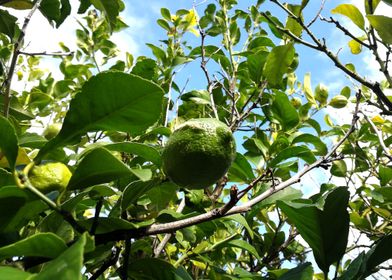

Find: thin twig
<box><xmin>90</xmin><ymin>197</ymin><xmax>104</xmax><ymax>235</ymax></box>
<box><xmin>18</xmin><ymin>51</ymin><xmax>74</xmax><ymax>57</ymax></box>
<box><xmin>2</xmin><ymin>0</ymin><xmax>44</xmax><ymax>117</ymax></box>
<box><xmin>153</xmin><ymin>197</ymin><xmax>186</xmax><ymax>257</ymax></box>
<box><xmin>361</xmin><ymin>112</ymin><xmax>392</xmax><ymax>161</ymax></box>
<box><xmin>307</xmin><ymin>0</ymin><xmax>326</xmax><ymax>28</ymax></box>
<box><xmin>89</xmin><ymin>246</ymin><xmax>121</xmax><ymax>280</ymax></box>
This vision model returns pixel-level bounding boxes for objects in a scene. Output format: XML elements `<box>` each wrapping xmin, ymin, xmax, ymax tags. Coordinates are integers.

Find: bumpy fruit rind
<box><xmin>329</xmin><ymin>95</ymin><xmax>348</xmax><ymax>109</ymax></box>
<box><xmin>162</xmin><ymin>118</ymin><xmax>236</xmax><ymax>189</ymax></box>
<box><xmin>28</xmin><ymin>162</ymin><xmax>71</xmax><ymax>193</ymax></box>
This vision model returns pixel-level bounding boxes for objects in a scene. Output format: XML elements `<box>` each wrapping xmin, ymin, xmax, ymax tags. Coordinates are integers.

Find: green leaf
<box><xmin>365</xmin><ymin>234</ymin><xmax>392</xmax><ymax>277</ymax></box>
<box><xmin>0</xmin><ymin>186</ymin><xmax>28</xmax><ymax>232</ymax></box>
<box><xmin>278</xmin><ymin>262</ymin><xmax>313</xmax><ymax>280</ymax></box>
<box><xmin>68</xmin><ymin>147</ymin><xmax>135</xmax><ymax>190</ymax></box>
<box><xmin>225</xmin><ymin>239</ymin><xmax>261</xmax><ymax>259</ymax></box>
<box><xmin>247</xmin><ymin>52</ymin><xmax>268</xmax><ymax>83</ymax></box>
<box><xmin>379</xmin><ymin>165</ymin><xmax>392</xmax><ymax>186</ymax></box>
<box><xmin>91</xmin><ymin>0</ymin><xmax>120</xmax><ymax>31</ymax></box>
<box><xmin>121</xmin><ymin>179</ymin><xmax>161</xmax><ymax>209</ymax></box>
<box><xmin>0</xmin><ymin>168</ymin><xmax>14</xmax><ymax>186</ymax></box>
<box><xmin>128</xmin><ymin>258</ymin><xmax>192</xmax><ymax>280</ymax></box>
<box><xmin>292</xmin><ymin>133</ymin><xmax>327</xmax><ymax>156</ymax></box>
<box><xmin>105</xmin><ymin>142</ymin><xmax>161</xmax><ymax>166</ymax></box>
<box><xmin>223</xmin><ymin>214</ymin><xmax>254</xmax><ymax>239</ymax></box>
<box><xmin>331</xmin><ymin>160</ymin><xmax>348</xmax><ymax>177</ymax></box>
<box><xmin>348</xmin><ymin>39</ymin><xmax>362</xmax><ymax>54</ymax></box>
<box><xmin>381</xmin><ymin>0</ymin><xmax>392</xmax><ymax>7</ymax></box>
<box><xmin>40</xmin><ymin>0</ymin><xmax>61</xmax><ymax>25</ymax></box>
<box><xmin>36</xmin><ymin>72</ymin><xmax>164</xmax><ymax>161</ymax></box>
<box><xmin>0</xmin><ymin>9</ymin><xmax>18</xmax><ymax>39</ymax></box>
<box><xmin>365</xmin><ymin>0</ymin><xmax>382</xmax><ymax>14</ymax></box>
<box><xmin>263</xmin><ymin>43</ymin><xmax>295</xmax><ymax>87</ymax></box>
<box><xmin>228</xmin><ymin>152</ymin><xmax>255</xmax><ymax>182</ymax></box>
<box><xmin>269</xmin><ymin>146</ymin><xmax>316</xmax><ymax>168</ymax></box>
<box><xmin>0</xmin><ymin>266</ymin><xmax>33</xmax><ymax>280</ymax></box>
<box><xmin>78</xmin><ymin>217</ymin><xmax>139</xmax><ymax>234</ymax></box>
<box><xmin>0</xmin><ymin>116</ymin><xmax>18</xmax><ymax>170</ymax></box>
<box><xmin>0</xmin><ymin>233</ymin><xmax>67</xmax><ymax>261</ymax></box>
<box><xmin>271</xmin><ymin>91</ymin><xmax>299</xmax><ymax>131</ymax></box>
<box><xmin>303</xmin><ymin>73</ymin><xmax>317</xmax><ymax>106</ymax></box>
<box><xmin>278</xmin><ymin>187</ymin><xmax>350</xmax><ymax>275</ymax></box>
<box><xmin>31</xmin><ymin>233</ymin><xmax>87</xmax><ymax>280</ymax></box>
<box><xmin>332</xmin><ymin>4</ymin><xmax>365</xmax><ymax>30</ymax></box>
<box><xmin>1</xmin><ymin>0</ymin><xmax>34</xmax><ymax>10</ymax></box>
<box><xmin>367</xmin><ymin>15</ymin><xmax>392</xmax><ymax>44</ymax></box>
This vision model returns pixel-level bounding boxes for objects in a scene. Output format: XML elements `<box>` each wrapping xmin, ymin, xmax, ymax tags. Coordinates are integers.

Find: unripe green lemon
<box><xmin>162</xmin><ymin>118</ymin><xmax>236</xmax><ymax>189</ymax></box>
<box><xmin>315</xmin><ymin>84</ymin><xmax>329</xmax><ymax>105</ymax></box>
<box><xmin>329</xmin><ymin>95</ymin><xmax>348</xmax><ymax>109</ymax></box>
<box><xmin>43</xmin><ymin>123</ymin><xmax>62</xmax><ymax>140</ymax></box>
<box><xmin>28</xmin><ymin>162</ymin><xmax>72</xmax><ymax>193</ymax></box>
<box><xmin>290</xmin><ymin>97</ymin><xmax>302</xmax><ymax>108</ymax></box>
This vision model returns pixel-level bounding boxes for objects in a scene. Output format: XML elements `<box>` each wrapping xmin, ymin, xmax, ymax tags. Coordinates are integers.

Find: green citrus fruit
<box><xmin>162</xmin><ymin>118</ymin><xmax>236</xmax><ymax>189</ymax></box>
<box><xmin>28</xmin><ymin>162</ymin><xmax>72</xmax><ymax>193</ymax></box>
<box><xmin>43</xmin><ymin>123</ymin><xmax>62</xmax><ymax>140</ymax></box>
<box><xmin>329</xmin><ymin>95</ymin><xmax>348</xmax><ymax>109</ymax></box>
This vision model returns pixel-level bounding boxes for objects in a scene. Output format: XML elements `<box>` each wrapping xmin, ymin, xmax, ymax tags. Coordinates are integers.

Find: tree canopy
<box><xmin>0</xmin><ymin>0</ymin><xmax>392</xmax><ymax>279</ymax></box>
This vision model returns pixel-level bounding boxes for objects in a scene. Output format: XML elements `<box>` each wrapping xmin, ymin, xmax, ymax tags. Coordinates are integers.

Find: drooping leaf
<box><xmin>121</xmin><ymin>179</ymin><xmax>163</xmax><ymax>210</ymax></box>
<box><xmin>68</xmin><ymin>147</ymin><xmax>138</xmax><ymax>190</ymax></box>
<box><xmin>0</xmin><ymin>233</ymin><xmax>67</xmax><ymax>261</ymax></box>
<box><xmin>0</xmin><ymin>115</ymin><xmax>18</xmax><ymax>170</ymax></box>
<box><xmin>105</xmin><ymin>142</ymin><xmax>162</xmax><ymax>166</ymax></box>
<box><xmin>268</xmin><ymin>146</ymin><xmax>316</xmax><ymax>168</ymax></box>
<box><xmin>128</xmin><ymin>258</ymin><xmax>192</xmax><ymax>280</ymax></box>
<box><xmin>39</xmin><ymin>0</ymin><xmax>61</xmax><ymax>25</ymax></box>
<box><xmin>263</xmin><ymin>43</ymin><xmax>295</xmax><ymax>87</ymax></box>
<box><xmin>292</xmin><ymin>133</ymin><xmax>327</xmax><ymax>155</ymax></box>
<box><xmin>0</xmin><ymin>266</ymin><xmax>33</xmax><ymax>280</ymax></box>
<box><xmin>31</xmin><ymin>233</ymin><xmax>88</xmax><ymax>280</ymax></box>
<box><xmin>228</xmin><ymin>152</ymin><xmax>255</xmax><ymax>182</ymax></box>
<box><xmin>331</xmin><ymin>4</ymin><xmax>365</xmax><ymax>30</ymax></box>
<box><xmin>379</xmin><ymin>165</ymin><xmax>392</xmax><ymax>186</ymax></box>
<box><xmin>1</xmin><ymin>0</ymin><xmax>33</xmax><ymax>10</ymax></box>
<box><xmin>270</xmin><ymin>91</ymin><xmax>299</xmax><ymax>131</ymax></box>
<box><xmin>331</xmin><ymin>160</ymin><xmax>348</xmax><ymax>177</ymax></box>
<box><xmin>224</xmin><ymin>239</ymin><xmax>261</xmax><ymax>259</ymax></box>
<box><xmin>278</xmin><ymin>187</ymin><xmax>350</xmax><ymax>275</ymax></box>
<box><xmin>36</xmin><ymin>72</ymin><xmax>164</xmax><ymax>161</ymax></box>
<box><xmin>90</xmin><ymin>0</ymin><xmax>121</xmax><ymax>31</ymax></box>
<box><xmin>365</xmin><ymin>0</ymin><xmax>382</xmax><ymax>14</ymax></box>
<box><xmin>303</xmin><ymin>73</ymin><xmax>317</xmax><ymax>106</ymax></box>
<box><xmin>367</xmin><ymin>15</ymin><xmax>392</xmax><ymax>44</ymax></box>
<box><xmin>278</xmin><ymin>262</ymin><xmax>313</xmax><ymax>280</ymax></box>
<box><xmin>0</xmin><ymin>9</ymin><xmax>18</xmax><ymax>39</ymax></box>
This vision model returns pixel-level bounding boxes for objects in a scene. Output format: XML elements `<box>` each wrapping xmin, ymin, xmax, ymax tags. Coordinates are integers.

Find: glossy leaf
<box><xmin>332</xmin><ymin>4</ymin><xmax>365</xmax><ymax>30</ymax></box>
<box><xmin>278</xmin><ymin>187</ymin><xmax>350</xmax><ymax>275</ymax></box>
<box><xmin>303</xmin><ymin>73</ymin><xmax>317</xmax><ymax>106</ymax></box>
<box><xmin>268</xmin><ymin>146</ymin><xmax>316</xmax><ymax>168</ymax></box>
<box><xmin>0</xmin><ymin>9</ymin><xmax>18</xmax><ymax>39</ymax></box>
<box><xmin>68</xmin><ymin>147</ymin><xmax>137</xmax><ymax>190</ymax></box>
<box><xmin>1</xmin><ymin>0</ymin><xmax>33</xmax><ymax>10</ymax></box>
<box><xmin>121</xmin><ymin>179</ymin><xmax>162</xmax><ymax>209</ymax></box>
<box><xmin>0</xmin><ymin>233</ymin><xmax>67</xmax><ymax>261</ymax></box>
<box><xmin>106</xmin><ymin>142</ymin><xmax>162</xmax><ymax>166</ymax></box>
<box><xmin>228</xmin><ymin>152</ymin><xmax>255</xmax><ymax>182</ymax></box>
<box><xmin>367</xmin><ymin>15</ymin><xmax>392</xmax><ymax>44</ymax></box>
<box><xmin>263</xmin><ymin>43</ymin><xmax>295</xmax><ymax>87</ymax></box>
<box><xmin>278</xmin><ymin>262</ymin><xmax>313</xmax><ymax>280</ymax></box>
<box><xmin>0</xmin><ymin>116</ymin><xmax>18</xmax><ymax>170</ymax></box>
<box><xmin>90</xmin><ymin>0</ymin><xmax>121</xmax><ymax>31</ymax></box>
<box><xmin>0</xmin><ymin>266</ymin><xmax>33</xmax><ymax>280</ymax></box>
<box><xmin>36</xmin><ymin>72</ymin><xmax>164</xmax><ymax>161</ymax></box>
<box><xmin>128</xmin><ymin>258</ymin><xmax>192</xmax><ymax>280</ymax></box>
<box><xmin>292</xmin><ymin>133</ymin><xmax>327</xmax><ymax>155</ymax></box>
<box><xmin>270</xmin><ymin>91</ymin><xmax>299</xmax><ymax>131</ymax></box>
<box><xmin>31</xmin><ymin>233</ymin><xmax>87</xmax><ymax>280</ymax></box>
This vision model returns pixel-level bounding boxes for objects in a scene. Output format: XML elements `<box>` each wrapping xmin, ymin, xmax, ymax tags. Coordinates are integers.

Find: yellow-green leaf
<box><xmin>332</xmin><ymin>4</ymin><xmax>365</xmax><ymax>30</ymax></box>
<box><xmin>303</xmin><ymin>73</ymin><xmax>317</xmax><ymax>106</ymax></box>
<box><xmin>367</xmin><ymin>15</ymin><xmax>392</xmax><ymax>44</ymax></box>
<box><xmin>348</xmin><ymin>39</ymin><xmax>362</xmax><ymax>54</ymax></box>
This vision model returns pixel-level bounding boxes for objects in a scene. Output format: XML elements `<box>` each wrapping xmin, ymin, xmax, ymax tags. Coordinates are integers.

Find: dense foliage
<box><xmin>0</xmin><ymin>0</ymin><xmax>392</xmax><ymax>279</ymax></box>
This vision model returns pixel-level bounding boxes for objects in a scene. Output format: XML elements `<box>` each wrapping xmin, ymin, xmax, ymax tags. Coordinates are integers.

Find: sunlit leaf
<box><xmin>367</xmin><ymin>15</ymin><xmax>392</xmax><ymax>44</ymax></box>
<box><xmin>332</xmin><ymin>4</ymin><xmax>365</xmax><ymax>30</ymax></box>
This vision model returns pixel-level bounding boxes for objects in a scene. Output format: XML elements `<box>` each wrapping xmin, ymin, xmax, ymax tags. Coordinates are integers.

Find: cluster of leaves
<box><xmin>0</xmin><ymin>0</ymin><xmax>392</xmax><ymax>279</ymax></box>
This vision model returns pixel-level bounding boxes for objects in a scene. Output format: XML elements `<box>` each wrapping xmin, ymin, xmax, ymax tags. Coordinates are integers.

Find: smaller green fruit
<box><xmin>315</xmin><ymin>84</ymin><xmax>329</xmax><ymax>105</ymax></box>
<box><xmin>329</xmin><ymin>95</ymin><xmax>348</xmax><ymax>109</ymax></box>
<box><xmin>43</xmin><ymin>123</ymin><xmax>62</xmax><ymax>140</ymax></box>
<box><xmin>28</xmin><ymin>162</ymin><xmax>71</xmax><ymax>193</ymax></box>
